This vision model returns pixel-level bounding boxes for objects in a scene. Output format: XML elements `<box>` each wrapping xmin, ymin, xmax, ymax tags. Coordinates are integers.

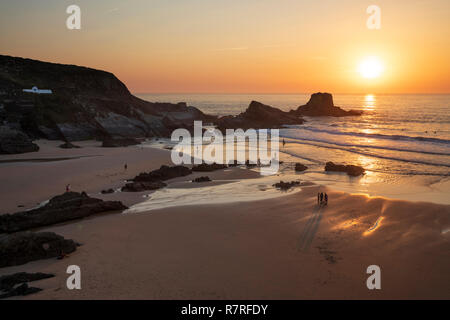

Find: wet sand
<box><xmin>0</xmin><ymin>141</ymin><xmax>449</xmax><ymax>299</ymax></box>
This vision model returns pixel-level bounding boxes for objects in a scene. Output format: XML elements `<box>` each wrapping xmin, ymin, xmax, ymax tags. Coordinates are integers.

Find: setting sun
<box><xmin>358</xmin><ymin>56</ymin><xmax>384</xmax><ymax>79</ymax></box>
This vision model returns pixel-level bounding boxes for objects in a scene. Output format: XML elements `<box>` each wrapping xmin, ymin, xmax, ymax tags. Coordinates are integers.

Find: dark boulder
<box><xmin>0</xmin><ymin>231</ymin><xmax>77</xmax><ymax>268</ymax></box>
<box><xmin>192</xmin><ymin>176</ymin><xmax>211</xmax><ymax>183</ymax></box>
<box><xmin>0</xmin><ymin>283</ymin><xmax>42</xmax><ymax>299</ymax></box>
<box><xmin>245</xmin><ymin>160</ymin><xmax>257</xmax><ymax>168</ymax></box>
<box><xmin>192</xmin><ymin>163</ymin><xmax>227</xmax><ymax>172</ymax></box>
<box><xmin>133</xmin><ymin>165</ymin><xmax>192</xmax><ymax>182</ymax></box>
<box><xmin>59</xmin><ymin>141</ymin><xmax>80</xmax><ymax>149</ymax></box>
<box><xmin>273</xmin><ymin>181</ymin><xmax>300</xmax><ymax>191</ymax></box>
<box><xmin>295</xmin><ymin>163</ymin><xmax>308</xmax><ymax>172</ymax></box>
<box><xmin>325</xmin><ymin>162</ymin><xmax>365</xmax><ymax>176</ymax></box>
<box><xmin>0</xmin><ymin>192</ymin><xmax>127</xmax><ymax>233</ymax></box>
<box><xmin>292</xmin><ymin>93</ymin><xmax>362</xmax><ymax>117</ymax></box>
<box><xmin>101</xmin><ymin>188</ymin><xmax>115</xmax><ymax>194</ymax></box>
<box><xmin>0</xmin><ymin>272</ymin><xmax>54</xmax><ymax>292</ymax></box>
<box><xmin>0</xmin><ymin>127</ymin><xmax>39</xmax><ymax>154</ymax></box>
<box><xmin>121</xmin><ymin>181</ymin><xmax>167</xmax><ymax>192</ymax></box>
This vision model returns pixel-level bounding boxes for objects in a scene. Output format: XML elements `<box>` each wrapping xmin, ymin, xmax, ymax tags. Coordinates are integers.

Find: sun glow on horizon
<box><xmin>358</xmin><ymin>56</ymin><xmax>384</xmax><ymax>79</ymax></box>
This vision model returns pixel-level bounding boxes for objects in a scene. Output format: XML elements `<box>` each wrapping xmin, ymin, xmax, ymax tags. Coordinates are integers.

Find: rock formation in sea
<box><xmin>324</xmin><ymin>161</ymin><xmax>365</xmax><ymax>176</ymax></box>
<box><xmin>291</xmin><ymin>92</ymin><xmax>362</xmax><ymax>117</ymax></box>
<box><xmin>216</xmin><ymin>100</ymin><xmax>304</xmax><ymax>132</ymax></box>
<box><xmin>295</xmin><ymin>163</ymin><xmax>308</xmax><ymax>172</ymax></box>
<box><xmin>0</xmin><ymin>192</ymin><xmax>127</xmax><ymax>233</ymax></box>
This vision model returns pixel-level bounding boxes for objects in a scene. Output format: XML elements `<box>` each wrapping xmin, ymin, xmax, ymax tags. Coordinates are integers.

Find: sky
<box><xmin>1</xmin><ymin>0</ymin><xmax>449</xmax><ymax>94</ymax></box>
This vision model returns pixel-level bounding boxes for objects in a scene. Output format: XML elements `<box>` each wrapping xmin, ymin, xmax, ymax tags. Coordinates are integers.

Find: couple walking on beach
<box><xmin>318</xmin><ymin>192</ymin><xmax>328</xmax><ymax>206</ymax></box>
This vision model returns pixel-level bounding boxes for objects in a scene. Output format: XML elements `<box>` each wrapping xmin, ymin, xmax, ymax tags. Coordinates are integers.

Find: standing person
<box><xmin>282</xmin><ymin>139</ymin><xmax>286</xmax><ymax>147</ymax></box>
<box><xmin>324</xmin><ymin>193</ymin><xmax>328</xmax><ymax>205</ymax></box>
<box><xmin>320</xmin><ymin>192</ymin><xmax>323</xmax><ymax>204</ymax></box>
<box><xmin>124</xmin><ymin>163</ymin><xmax>128</xmax><ymax>171</ymax></box>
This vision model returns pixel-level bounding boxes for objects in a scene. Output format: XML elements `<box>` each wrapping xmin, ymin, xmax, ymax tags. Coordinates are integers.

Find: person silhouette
<box><xmin>320</xmin><ymin>192</ymin><xmax>323</xmax><ymax>204</ymax></box>
<box><xmin>324</xmin><ymin>193</ymin><xmax>328</xmax><ymax>205</ymax></box>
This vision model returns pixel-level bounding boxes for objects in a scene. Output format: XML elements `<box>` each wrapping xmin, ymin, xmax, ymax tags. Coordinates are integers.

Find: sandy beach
<box><xmin>1</xmin><ymin>141</ymin><xmax>449</xmax><ymax>299</ymax></box>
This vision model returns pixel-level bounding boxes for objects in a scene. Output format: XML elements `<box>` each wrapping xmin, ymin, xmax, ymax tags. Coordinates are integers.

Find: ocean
<box><xmin>137</xmin><ymin>93</ymin><xmax>450</xmax><ymax>204</ymax></box>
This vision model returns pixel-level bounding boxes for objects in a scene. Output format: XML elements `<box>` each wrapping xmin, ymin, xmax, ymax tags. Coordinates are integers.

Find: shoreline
<box><xmin>0</xmin><ymin>140</ymin><xmax>449</xmax><ymax>299</ymax></box>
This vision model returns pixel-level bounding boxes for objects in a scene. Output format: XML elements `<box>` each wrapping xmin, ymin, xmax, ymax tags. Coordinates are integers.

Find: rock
<box><xmin>192</xmin><ymin>163</ymin><xmax>227</xmax><ymax>172</ymax></box>
<box><xmin>295</xmin><ymin>163</ymin><xmax>308</xmax><ymax>172</ymax></box>
<box><xmin>0</xmin><ymin>272</ymin><xmax>54</xmax><ymax>292</ymax></box>
<box><xmin>0</xmin><ymin>192</ymin><xmax>128</xmax><ymax>233</ymax></box>
<box><xmin>324</xmin><ymin>161</ymin><xmax>365</xmax><ymax>176</ymax></box>
<box><xmin>0</xmin><ymin>283</ymin><xmax>42</xmax><ymax>299</ymax></box>
<box><xmin>245</xmin><ymin>160</ymin><xmax>257</xmax><ymax>168</ymax></box>
<box><xmin>217</xmin><ymin>101</ymin><xmax>304</xmax><ymax>131</ymax></box>
<box><xmin>101</xmin><ymin>188</ymin><xmax>115</xmax><ymax>194</ymax></box>
<box><xmin>192</xmin><ymin>176</ymin><xmax>211</xmax><ymax>183</ymax></box>
<box><xmin>59</xmin><ymin>141</ymin><xmax>80</xmax><ymax>149</ymax></box>
<box><xmin>121</xmin><ymin>181</ymin><xmax>167</xmax><ymax>192</ymax></box>
<box><xmin>0</xmin><ymin>231</ymin><xmax>77</xmax><ymax>268</ymax></box>
<box><xmin>133</xmin><ymin>165</ymin><xmax>192</xmax><ymax>182</ymax></box>
<box><xmin>0</xmin><ymin>126</ymin><xmax>39</xmax><ymax>154</ymax></box>
<box><xmin>292</xmin><ymin>93</ymin><xmax>362</xmax><ymax>117</ymax></box>
<box><xmin>227</xmin><ymin>160</ymin><xmax>240</xmax><ymax>167</ymax></box>
<box><xmin>273</xmin><ymin>181</ymin><xmax>300</xmax><ymax>191</ymax></box>
<box><xmin>101</xmin><ymin>138</ymin><xmax>140</xmax><ymax>147</ymax></box>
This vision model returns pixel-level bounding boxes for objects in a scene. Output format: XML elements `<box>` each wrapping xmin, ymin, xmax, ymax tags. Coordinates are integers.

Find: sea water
<box><xmin>137</xmin><ymin>93</ymin><xmax>450</xmax><ymax>204</ymax></box>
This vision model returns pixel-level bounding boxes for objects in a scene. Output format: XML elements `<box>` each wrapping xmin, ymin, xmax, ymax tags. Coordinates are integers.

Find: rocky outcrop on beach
<box><xmin>122</xmin><ymin>165</ymin><xmax>192</xmax><ymax>192</ymax></box>
<box><xmin>192</xmin><ymin>176</ymin><xmax>212</xmax><ymax>183</ymax></box>
<box><xmin>133</xmin><ymin>165</ymin><xmax>192</xmax><ymax>182</ymax></box>
<box><xmin>0</xmin><ymin>192</ymin><xmax>127</xmax><ymax>233</ymax></box>
<box><xmin>121</xmin><ymin>181</ymin><xmax>167</xmax><ymax>192</ymax></box>
<box><xmin>292</xmin><ymin>93</ymin><xmax>362</xmax><ymax>117</ymax></box>
<box><xmin>0</xmin><ymin>126</ymin><xmax>39</xmax><ymax>154</ymax></box>
<box><xmin>0</xmin><ymin>282</ymin><xmax>42</xmax><ymax>299</ymax></box>
<box><xmin>295</xmin><ymin>163</ymin><xmax>308</xmax><ymax>172</ymax></box>
<box><xmin>59</xmin><ymin>141</ymin><xmax>80</xmax><ymax>149</ymax></box>
<box><xmin>0</xmin><ymin>55</ymin><xmax>216</xmax><ymax>149</ymax></box>
<box><xmin>192</xmin><ymin>163</ymin><xmax>227</xmax><ymax>172</ymax></box>
<box><xmin>273</xmin><ymin>181</ymin><xmax>300</xmax><ymax>191</ymax></box>
<box><xmin>0</xmin><ymin>231</ymin><xmax>78</xmax><ymax>267</ymax></box>
<box><xmin>0</xmin><ymin>272</ymin><xmax>54</xmax><ymax>298</ymax></box>
<box><xmin>325</xmin><ymin>161</ymin><xmax>365</xmax><ymax>176</ymax></box>
<box><xmin>216</xmin><ymin>101</ymin><xmax>304</xmax><ymax>131</ymax></box>
<box><xmin>101</xmin><ymin>188</ymin><xmax>115</xmax><ymax>194</ymax></box>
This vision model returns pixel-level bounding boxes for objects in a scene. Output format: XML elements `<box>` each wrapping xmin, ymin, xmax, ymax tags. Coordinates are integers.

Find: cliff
<box><xmin>0</xmin><ymin>55</ymin><xmax>215</xmax><ymax>150</ymax></box>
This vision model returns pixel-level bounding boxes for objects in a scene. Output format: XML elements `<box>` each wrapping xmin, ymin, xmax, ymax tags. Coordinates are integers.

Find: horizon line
<box><xmin>133</xmin><ymin>92</ymin><xmax>450</xmax><ymax>95</ymax></box>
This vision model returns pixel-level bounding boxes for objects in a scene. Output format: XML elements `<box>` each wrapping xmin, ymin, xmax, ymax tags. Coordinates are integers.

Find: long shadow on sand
<box><xmin>298</xmin><ymin>205</ymin><xmax>325</xmax><ymax>252</ymax></box>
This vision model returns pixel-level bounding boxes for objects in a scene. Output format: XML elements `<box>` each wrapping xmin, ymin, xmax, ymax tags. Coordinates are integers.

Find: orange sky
<box><xmin>1</xmin><ymin>0</ymin><xmax>449</xmax><ymax>94</ymax></box>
